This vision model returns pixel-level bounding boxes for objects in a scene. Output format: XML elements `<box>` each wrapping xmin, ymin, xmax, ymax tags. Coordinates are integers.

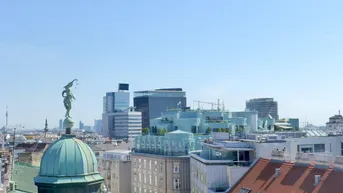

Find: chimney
<box><xmin>274</xmin><ymin>168</ymin><xmax>281</xmax><ymax>178</ymax></box>
<box><xmin>314</xmin><ymin>175</ymin><xmax>322</xmax><ymax>186</ymax></box>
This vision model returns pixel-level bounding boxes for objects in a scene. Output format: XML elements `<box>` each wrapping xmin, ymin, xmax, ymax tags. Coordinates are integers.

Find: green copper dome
<box><xmin>35</xmin><ymin>134</ymin><xmax>103</xmax><ymax>185</ymax></box>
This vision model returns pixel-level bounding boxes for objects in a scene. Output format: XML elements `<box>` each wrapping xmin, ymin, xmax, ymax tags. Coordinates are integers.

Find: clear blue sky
<box><xmin>1</xmin><ymin>1</ymin><xmax>343</xmax><ymax>128</ymax></box>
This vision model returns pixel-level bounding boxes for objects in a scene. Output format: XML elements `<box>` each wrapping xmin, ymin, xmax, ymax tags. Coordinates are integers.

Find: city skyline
<box><xmin>1</xmin><ymin>1</ymin><xmax>343</xmax><ymax>128</ymax></box>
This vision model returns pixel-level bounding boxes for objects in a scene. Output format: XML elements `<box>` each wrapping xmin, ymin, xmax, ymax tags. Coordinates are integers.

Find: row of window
<box><xmin>132</xmin><ymin>177</ymin><xmax>181</xmax><ymax>191</ymax></box>
<box><xmin>133</xmin><ymin>159</ymin><xmax>180</xmax><ymax>173</ymax></box>
<box><xmin>297</xmin><ymin>144</ymin><xmax>325</xmax><ymax>153</ymax></box>
<box><xmin>133</xmin><ymin>173</ymin><xmax>160</xmax><ymax>187</ymax></box>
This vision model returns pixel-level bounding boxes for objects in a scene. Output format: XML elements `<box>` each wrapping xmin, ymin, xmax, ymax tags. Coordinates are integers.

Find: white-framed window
<box><xmin>155</xmin><ymin>175</ymin><xmax>158</xmax><ymax>186</ymax></box>
<box><xmin>143</xmin><ymin>173</ymin><xmax>146</xmax><ymax>183</ymax></box>
<box><xmin>173</xmin><ymin>178</ymin><xmax>181</xmax><ymax>190</ymax></box>
<box><xmin>139</xmin><ymin>158</ymin><xmax>141</xmax><ymax>168</ymax></box>
<box><xmin>173</xmin><ymin>162</ymin><xmax>180</xmax><ymax>173</ymax></box>
<box><xmin>149</xmin><ymin>174</ymin><xmax>152</xmax><ymax>185</ymax></box>
<box><xmin>133</xmin><ymin>187</ymin><xmax>137</xmax><ymax>193</ymax></box>
<box><xmin>139</xmin><ymin>173</ymin><xmax>142</xmax><ymax>182</ymax></box>
<box><xmin>154</xmin><ymin>161</ymin><xmax>158</xmax><ymax>171</ymax></box>
<box><xmin>144</xmin><ymin>160</ymin><xmax>147</xmax><ymax>169</ymax></box>
<box><xmin>149</xmin><ymin>160</ymin><xmax>152</xmax><ymax>170</ymax></box>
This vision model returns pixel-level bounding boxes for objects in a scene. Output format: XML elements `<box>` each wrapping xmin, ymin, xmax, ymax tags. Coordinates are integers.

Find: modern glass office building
<box><xmin>104</xmin><ymin>92</ymin><xmax>130</xmax><ymax>113</ymax></box>
<box><xmin>134</xmin><ymin>88</ymin><xmax>187</xmax><ymax>128</ymax></box>
<box><xmin>102</xmin><ymin>84</ymin><xmax>133</xmax><ymax>137</ymax></box>
<box><xmin>246</xmin><ymin>98</ymin><xmax>279</xmax><ymax>120</ymax></box>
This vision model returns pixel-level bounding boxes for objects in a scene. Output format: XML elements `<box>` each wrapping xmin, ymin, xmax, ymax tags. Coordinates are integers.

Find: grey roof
<box><xmin>90</xmin><ymin>141</ymin><xmax>134</xmax><ymax>152</ymax></box>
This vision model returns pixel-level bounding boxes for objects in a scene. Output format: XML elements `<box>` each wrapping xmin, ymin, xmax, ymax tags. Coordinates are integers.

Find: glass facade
<box><xmin>105</xmin><ymin>92</ymin><xmax>130</xmax><ymax>113</ymax></box>
<box><xmin>246</xmin><ymin>98</ymin><xmax>279</xmax><ymax>120</ymax></box>
<box><xmin>134</xmin><ymin>90</ymin><xmax>187</xmax><ymax>128</ymax></box>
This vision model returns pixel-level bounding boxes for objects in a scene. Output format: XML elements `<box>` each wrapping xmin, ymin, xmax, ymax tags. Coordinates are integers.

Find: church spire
<box><xmin>44</xmin><ymin>118</ymin><xmax>49</xmax><ymax>138</ymax></box>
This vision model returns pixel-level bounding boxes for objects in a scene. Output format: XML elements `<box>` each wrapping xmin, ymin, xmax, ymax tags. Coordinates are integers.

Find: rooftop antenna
<box><xmin>339</xmin><ymin>110</ymin><xmax>341</xmax><ymax>115</ymax></box>
<box><xmin>222</xmin><ymin>101</ymin><xmax>225</xmax><ymax>111</ymax></box>
<box><xmin>2</xmin><ymin>106</ymin><xmax>8</xmax><ymax>150</ymax></box>
<box><xmin>217</xmin><ymin>99</ymin><xmax>220</xmax><ymax>111</ymax></box>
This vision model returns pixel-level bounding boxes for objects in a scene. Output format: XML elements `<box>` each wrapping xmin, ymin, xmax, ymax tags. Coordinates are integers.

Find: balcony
<box><xmin>295</xmin><ymin>152</ymin><xmax>335</xmax><ymax>164</ymax></box>
<box><xmin>191</xmin><ymin>152</ymin><xmax>253</xmax><ymax>166</ymax></box>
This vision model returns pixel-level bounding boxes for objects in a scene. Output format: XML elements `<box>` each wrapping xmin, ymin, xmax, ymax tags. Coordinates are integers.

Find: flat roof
<box><xmin>104</xmin><ymin>149</ymin><xmax>131</xmax><ymax>153</ymax></box>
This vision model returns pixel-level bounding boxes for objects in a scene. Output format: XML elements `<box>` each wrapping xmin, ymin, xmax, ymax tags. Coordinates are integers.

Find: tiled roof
<box><xmin>229</xmin><ymin>158</ymin><xmax>343</xmax><ymax>193</ymax></box>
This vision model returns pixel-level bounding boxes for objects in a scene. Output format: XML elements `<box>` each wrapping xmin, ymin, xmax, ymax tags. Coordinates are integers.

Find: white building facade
<box><xmin>190</xmin><ymin>141</ymin><xmax>255</xmax><ymax>193</ymax></box>
<box><xmin>103</xmin><ymin>111</ymin><xmax>142</xmax><ymax>139</ymax></box>
<box><xmin>245</xmin><ymin>133</ymin><xmax>343</xmax><ymax>160</ymax></box>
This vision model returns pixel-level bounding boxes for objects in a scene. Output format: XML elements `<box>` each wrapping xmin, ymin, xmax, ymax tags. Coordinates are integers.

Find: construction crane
<box><xmin>193</xmin><ymin>99</ymin><xmax>222</xmax><ymax>111</ymax></box>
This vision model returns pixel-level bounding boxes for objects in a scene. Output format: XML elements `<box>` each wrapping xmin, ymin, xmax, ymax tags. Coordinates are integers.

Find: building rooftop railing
<box><xmin>270</xmin><ymin>151</ymin><xmax>343</xmax><ymax>167</ymax></box>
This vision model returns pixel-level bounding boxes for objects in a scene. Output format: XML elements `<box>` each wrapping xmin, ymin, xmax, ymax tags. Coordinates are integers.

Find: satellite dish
<box><xmin>5</xmin><ymin>134</ymin><xmax>10</xmax><ymax>139</ymax></box>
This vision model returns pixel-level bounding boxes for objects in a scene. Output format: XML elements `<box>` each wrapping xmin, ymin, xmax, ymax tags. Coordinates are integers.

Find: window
<box><xmin>155</xmin><ymin>175</ymin><xmax>158</xmax><ymax>186</ymax></box>
<box><xmin>149</xmin><ymin>174</ymin><xmax>152</xmax><ymax>185</ymax></box>
<box><xmin>239</xmin><ymin>187</ymin><xmax>251</xmax><ymax>193</ymax></box>
<box><xmin>160</xmin><ymin>162</ymin><xmax>164</xmax><ymax>172</ymax></box>
<box><xmin>144</xmin><ymin>160</ymin><xmax>147</xmax><ymax>169</ymax></box>
<box><xmin>149</xmin><ymin>160</ymin><xmax>152</xmax><ymax>170</ymax></box>
<box><xmin>133</xmin><ymin>159</ymin><xmax>137</xmax><ymax>166</ymax></box>
<box><xmin>159</xmin><ymin>176</ymin><xmax>164</xmax><ymax>187</ymax></box>
<box><xmin>314</xmin><ymin>144</ymin><xmax>325</xmax><ymax>153</ymax></box>
<box><xmin>154</xmin><ymin>161</ymin><xmax>158</xmax><ymax>171</ymax></box>
<box><xmin>191</xmin><ymin>126</ymin><xmax>197</xmax><ymax>133</ymax></box>
<box><xmin>134</xmin><ymin>187</ymin><xmax>137</xmax><ymax>193</ymax></box>
<box><xmin>143</xmin><ymin>173</ymin><xmax>146</xmax><ymax>183</ymax></box>
<box><xmin>134</xmin><ymin>172</ymin><xmax>137</xmax><ymax>182</ymax></box>
<box><xmin>139</xmin><ymin>173</ymin><xmax>142</xmax><ymax>182</ymax></box>
<box><xmin>300</xmin><ymin>145</ymin><xmax>313</xmax><ymax>153</ymax></box>
<box><xmin>139</xmin><ymin>158</ymin><xmax>141</xmax><ymax>168</ymax></box>
<box><xmin>173</xmin><ymin>162</ymin><xmax>180</xmax><ymax>173</ymax></box>
<box><xmin>173</xmin><ymin>178</ymin><xmax>180</xmax><ymax>189</ymax></box>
